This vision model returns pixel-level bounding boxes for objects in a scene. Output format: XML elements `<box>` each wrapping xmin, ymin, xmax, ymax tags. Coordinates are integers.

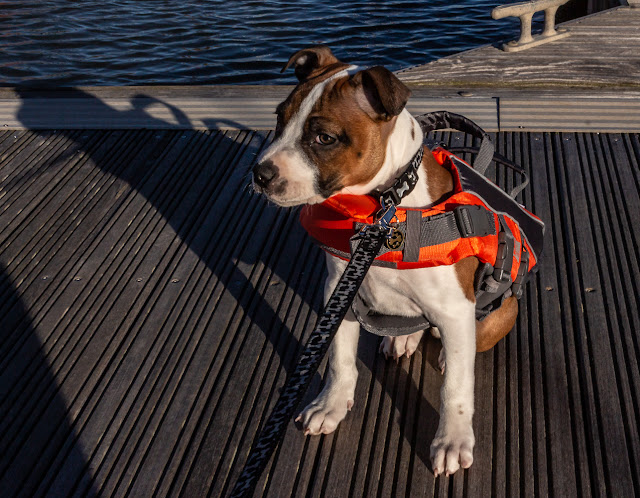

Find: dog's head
<box><xmin>252</xmin><ymin>46</ymin><xmax>412</xmax><ymax>207</ymax></box>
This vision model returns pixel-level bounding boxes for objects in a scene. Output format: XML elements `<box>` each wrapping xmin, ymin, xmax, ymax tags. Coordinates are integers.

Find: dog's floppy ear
<box><xmin>352</xmin><ymin>66</ymin><xmax>412</xmax><ymax>120</ymax></box>
<box><xmin>282</xmin><ymin>45</ymin><xmax>341</xmax><ymax>82</ymax></box>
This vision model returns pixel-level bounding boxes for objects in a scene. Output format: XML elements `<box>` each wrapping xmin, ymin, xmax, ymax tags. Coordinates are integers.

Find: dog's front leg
<box><xmin>296</xmin><ymin>256</ymin><xmax>360</xmax><ymax>435</ymax></box>
<box><xmin>430</xmin><ymin>302</ymin><xmax>476</xmax><ymax>476</ymax></box>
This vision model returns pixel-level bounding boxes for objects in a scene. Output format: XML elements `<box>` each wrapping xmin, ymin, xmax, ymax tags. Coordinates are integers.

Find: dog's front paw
<box><xmin>379</xmin><ymin>330</ymin><xmax>424</xmax><ymax>360</ymax></box>
<box><xmin>295</xmin><ymin>390</ymin><xmax>353</xmax><ymax>436</ymax></box>
<box><xmin>430</xmin><ymin>422</ymin><xmax>475</xmax><ymax>476</ymax></box>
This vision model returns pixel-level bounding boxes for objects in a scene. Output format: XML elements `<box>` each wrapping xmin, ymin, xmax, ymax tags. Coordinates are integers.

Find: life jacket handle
<box><xmin>416</xmin><ymin>111</ymin><xmax>494</xmax><ymax>175</ymax></box>
<box><xmin>415</xmin><ymin>111</ymin><xmax>530</xmax><ymax>200</ymax></box>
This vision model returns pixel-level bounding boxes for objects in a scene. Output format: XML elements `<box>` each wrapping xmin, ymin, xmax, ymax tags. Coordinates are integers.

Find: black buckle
<box><xmin>454</xmin><ymin>205</ymin><xmax>495</xmax><ymax>238</ymax></box>
<box><xmin>511</xmin><ymin>250</ymin><xmax>530</xmax><ymax>298</ymax></box>
<box><xmin>493</xmin><ymin>231</ymin><xmax>514</xmax><ymax>282</ymax></box>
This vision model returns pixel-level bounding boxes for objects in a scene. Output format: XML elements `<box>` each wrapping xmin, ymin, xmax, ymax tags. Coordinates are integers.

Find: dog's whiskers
<box><xmin>241</xmin><ymin>170</ymin><xmax>256</xmax><ymax>196</ymax></box>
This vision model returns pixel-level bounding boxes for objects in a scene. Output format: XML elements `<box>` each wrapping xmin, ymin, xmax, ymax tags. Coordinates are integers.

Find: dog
<box><xmin>252</xmin><ymin>46</ymin><xmax>518</xmax><ymax>476</ymax></box>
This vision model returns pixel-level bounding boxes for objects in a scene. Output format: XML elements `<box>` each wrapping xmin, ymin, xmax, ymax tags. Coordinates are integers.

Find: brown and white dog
<box><xmin>252</xmin><ymin>46</ymin><xmax>517</xmax><ymax>476</ymax></box>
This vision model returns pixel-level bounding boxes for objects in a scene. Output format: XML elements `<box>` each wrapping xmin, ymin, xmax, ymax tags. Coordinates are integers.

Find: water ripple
<box><xmin>0</xmin><ymin>0</ymin><xmax>535</xmax><ymax>86</ymax></box>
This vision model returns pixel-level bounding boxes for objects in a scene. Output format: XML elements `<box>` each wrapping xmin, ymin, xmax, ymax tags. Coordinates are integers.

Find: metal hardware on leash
<box><xmin>377</xmin><ymin>201</ymin><xmax>397</xmax><ymax>234</ymax></box>
<box><xmin>371</xmin><ymin>198</ymin><xmax>398</xmax><ymax>238</ymax></box>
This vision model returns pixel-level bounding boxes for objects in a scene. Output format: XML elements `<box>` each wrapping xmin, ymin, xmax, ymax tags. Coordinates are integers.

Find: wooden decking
<box><xmin>1</xmin><ymin>125</ymin><xmax>639</xmax><ymax>497</ymax></box>
<box><xmin>397</xmin><ymin>5</ymin><xmax>640</xmax><ymax>90</ymax></box>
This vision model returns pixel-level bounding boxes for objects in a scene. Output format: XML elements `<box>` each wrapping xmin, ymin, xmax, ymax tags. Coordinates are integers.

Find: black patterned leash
<box><xmin>230</xmin><ymin>205</ymin><xmax>397</xmax><ymax>497</ymax></box>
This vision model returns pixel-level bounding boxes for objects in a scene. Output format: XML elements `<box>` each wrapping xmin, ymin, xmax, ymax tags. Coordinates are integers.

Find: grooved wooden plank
<box><xmin>543</xmin><ymin>132</ymin><xmax>587</xmax><ymax>497</ymax></box>
<box><xmin>0</xmin><ymin>131</ymin><xmax>168</xmax><ymax>382</ymax></box>
<box><xmin>256</xmin><ymin>250</ymin><xmax>328</xmax><ymax>498</ymax></box>
<box><xmin>384</xmin><ymin>366</ymin><xmax>413</xmax><ymax>498</ymax></box>
<box><xmin>0</xmin><ymin>132</ymin><xmax>107</xmax><ymax>263</ymax></box>
<box><xmin>0</xmin><ymin>131</ymin><xmax>156</xmax><ymax>382</ymax></box>
<box><xmin>0</xmin><ymin>132</ymin><xmax>64</xmax><ymax>210</ymax></box>
<box><xmin>0</xmin><ymin>130</ymin><xmax>29</xmax><ymax>164</ymax></box>
<box><xmin>527</xmin><ymin>132</ymin><xmax>574</xmax><ymax>497</ymax></box>
<box><xmin>0</xmin><ymin>130</ymin><xmax>37</xmax><ymax>174</ymax></box>
<box><xmin>162</xmin><ymin>212</ymin><xmax>313</xmax><ymax>497</ymax></box>
<box><xmin>0</xmin><ymin>130</ymin><xmax>13</xmax><ymax>149</ymax></box>
<box><xmin>511</xmin><ymin>133</ymin><xmax>535</xmax><ymax>498</ymax></box>
<box><xmin>0</xmin><ymin>131</ymin><xmax>179</xmax><ymax>493</ymax></box>
<box><xmin>94</xmin><ymin>133</ymin><xmax>274</xmax><ymax>498</ymax></box>
<box><xmin>0</xmin><ymin>131</ymin><xmax>133</xmax><ymax>288</ymax></box>
<box><xmin>0</xmin><ymin>131</ymin><xmax>148</xmax><ymax>364</ymax></box>
<box><xmin>553</xmin><ymin>133</ymin><xmax>607</xmax><ymax>497</ymax></box>
<box><xmin>0</xmin><ymin>134</ymin><xmax>147</xmax><ymax>419</ymax></box>
<box><xmin>0</xmin><ymin>131</ymin><xmax>87</xmax><ymax>219</ymax></box>
<box><xmin>154</xmin><ymin>208</ymin><xmax>299</xmax><ymax>497</ymax></box>
<box><xmin>392</xmin><ymin>348</ymin><xmax>425</xmax><ymax>497</ymax></box>
<box><xmin>0</xmin><ymin>129</ymin><xmax>208</xmax><ymax>474</ymax></box>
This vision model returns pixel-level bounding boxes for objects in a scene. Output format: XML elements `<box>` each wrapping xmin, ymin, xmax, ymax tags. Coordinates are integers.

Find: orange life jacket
<box><xmin>300</xmin><ymin>147</ymin><xmax>544</xmax><ymax>325</ymax></box>
<box><xmin>302</xmin><ymin>147</ymin><xmax>541</xmax><ymax>272</ymax></box>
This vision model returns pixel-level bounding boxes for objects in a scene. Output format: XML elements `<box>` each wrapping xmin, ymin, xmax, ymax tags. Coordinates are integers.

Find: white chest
<box><xmin>327</xmin><ymin>255</ymin><xmax>467</xmax><ymax>326</ymax></box>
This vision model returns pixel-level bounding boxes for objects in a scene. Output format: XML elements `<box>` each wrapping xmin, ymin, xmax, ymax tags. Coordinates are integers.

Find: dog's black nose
<box><xmin>253</xmin><ymin>159</ymin><xmax>278</xmax><ymax>189</ymax></box>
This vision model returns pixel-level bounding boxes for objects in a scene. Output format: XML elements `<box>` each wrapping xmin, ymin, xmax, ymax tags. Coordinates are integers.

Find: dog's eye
<box><xmin>315</xmin><ymin>133</ymin><xmax>336</xmax><ymax>146</ymax></box>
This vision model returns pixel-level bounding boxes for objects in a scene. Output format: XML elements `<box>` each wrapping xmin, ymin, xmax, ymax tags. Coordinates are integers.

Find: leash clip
<box><xmin>356</xmin><ymin>199</ymin><xmax>398</xmax><ymax>238</ymax></box>
<box><xmin>375</xmin><ymin>199</ymin><xmax>398</xmax><ymax>238</ymax></box>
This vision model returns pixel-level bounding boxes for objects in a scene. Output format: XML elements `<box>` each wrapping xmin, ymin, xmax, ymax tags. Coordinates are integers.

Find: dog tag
<box><xmin>385</xmin><ymin>229</ymin><xmax>404</xmax><ymax>250</ymax></box>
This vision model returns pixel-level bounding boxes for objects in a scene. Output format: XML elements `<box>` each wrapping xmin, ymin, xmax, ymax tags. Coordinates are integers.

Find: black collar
<box><xmin>375</xmin><ymin>145</ymin><xmax>424</xmax><ymax>207</ymax></box>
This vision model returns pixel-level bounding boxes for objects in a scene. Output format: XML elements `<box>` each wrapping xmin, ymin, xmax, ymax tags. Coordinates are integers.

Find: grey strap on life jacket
<box><xmin>444</xmin><ymin>145</ymin><xmax>531</xmax><ymax>200</ymax></box>
<box><xmin>352</xmin><ymin>295</ymin><xmax>431</xmax><ymax>337</ymax></box>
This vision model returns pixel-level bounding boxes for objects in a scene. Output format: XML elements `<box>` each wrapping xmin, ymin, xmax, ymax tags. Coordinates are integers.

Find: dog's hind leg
<box><xmin>475</xmin><ymin>296</ymin><xmax>518</xmax><ymax>352</ymax></box>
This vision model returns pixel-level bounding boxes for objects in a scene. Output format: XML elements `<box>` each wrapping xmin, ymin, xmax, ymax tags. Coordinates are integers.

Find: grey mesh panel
<box><xmin>419</xmin><ymin>212</ymin><xmax>460</xmax><ymax>246</ymax></box>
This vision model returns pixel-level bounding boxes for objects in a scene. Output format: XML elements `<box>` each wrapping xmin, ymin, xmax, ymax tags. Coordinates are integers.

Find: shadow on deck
<box><xmin>0</xmin><ymin>90</ymin><xmax>638</xmax><ymax>497</ymax></box>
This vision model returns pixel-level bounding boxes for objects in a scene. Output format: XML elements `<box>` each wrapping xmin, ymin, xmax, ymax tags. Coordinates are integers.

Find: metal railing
<box><xmin>492</xmin><ymin>0</ymin><xmax>571</xmax><ymax>52</ymax></box>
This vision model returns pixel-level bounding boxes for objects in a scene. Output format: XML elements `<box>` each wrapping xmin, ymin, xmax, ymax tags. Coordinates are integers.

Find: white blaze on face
<box><xmin>257</xmin><ymin>65</ymin><xmax>358</xmax><ymax>206</ymax></box>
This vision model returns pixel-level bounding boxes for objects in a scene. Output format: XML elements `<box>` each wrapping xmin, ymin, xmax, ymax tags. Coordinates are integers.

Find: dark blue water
<box><xmin>1</xmin><ymin>0</ymin><xmax>530</xmax><ymax>87</ymax></box>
